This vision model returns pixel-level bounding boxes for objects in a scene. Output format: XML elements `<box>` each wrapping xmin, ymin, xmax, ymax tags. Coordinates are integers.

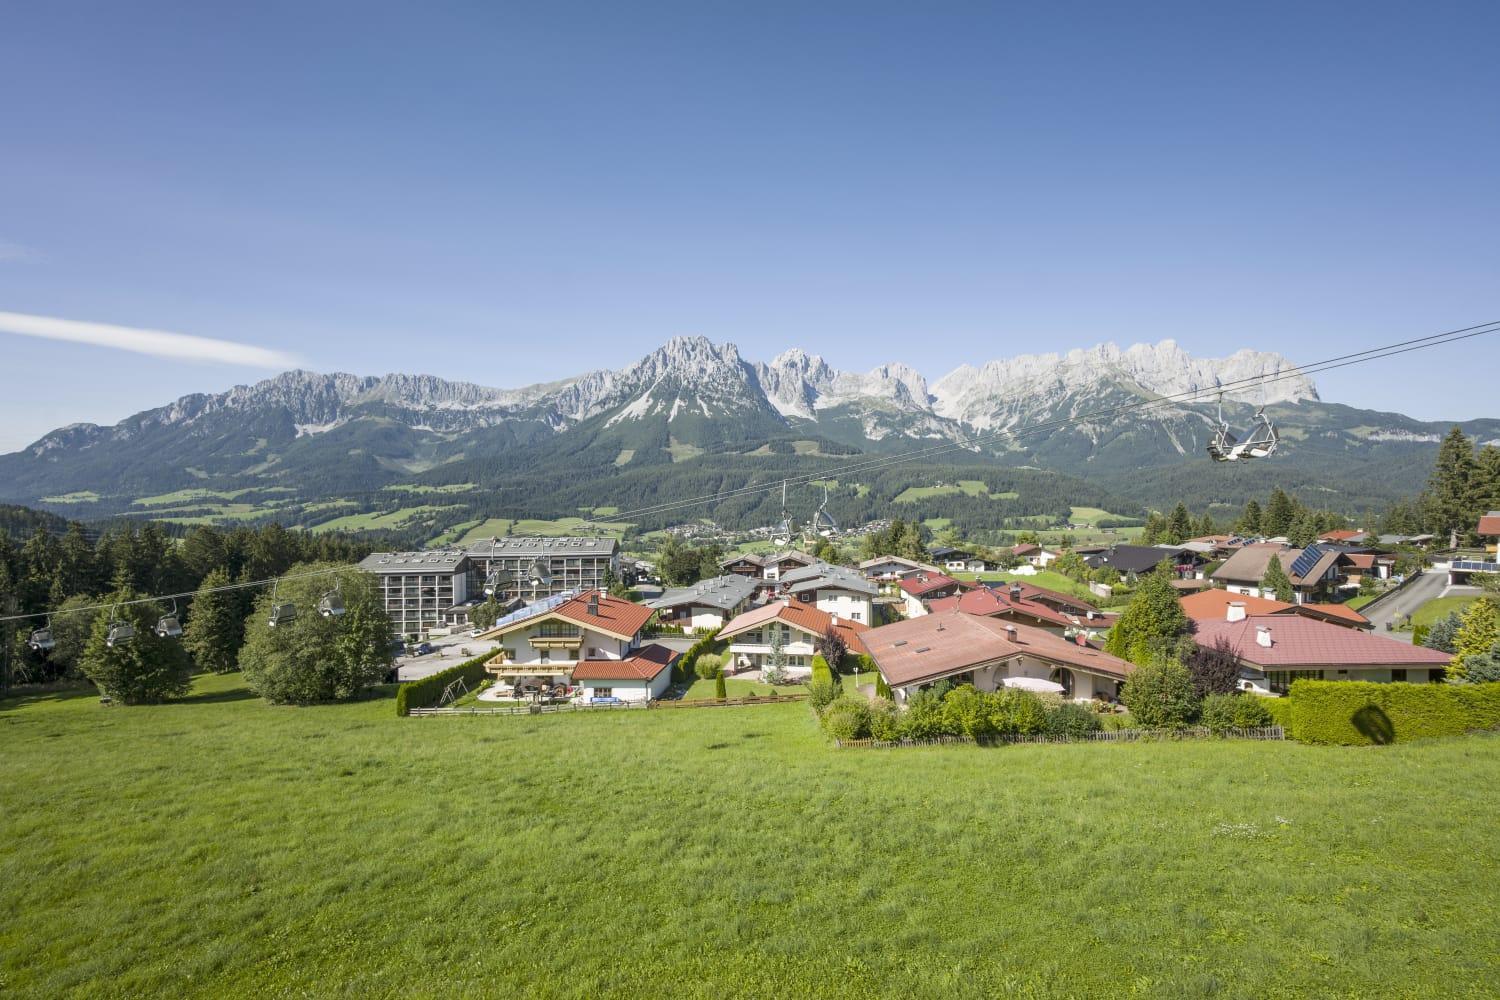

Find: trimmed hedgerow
<box><xmin>1200</xmin><ymin>693</ymin><xmax>1275</xmax><ymax>734</ymax></box>
<box><xmin>1288</xmin><ymin>680</ymin><xmax>1500</xmax><ymax>745</ymax></box>
<box><xmin>810</xmin><ymin>655</ymin><xmax>832</xmax><ymax>686</ymax></box>
<box><xmin>1257</xmin><ymin>696</ymin><xmax>1294</xmax><ymax>736</ymax></box>
<box><xmin>675</xmin><ymin>627</ymin><xmax>723</xmax><ymax>683</ymax></box>
<box><xmin>395</xmin><ymin>649</ymin><xmax>497</xmax><ymax>716</ymax></box>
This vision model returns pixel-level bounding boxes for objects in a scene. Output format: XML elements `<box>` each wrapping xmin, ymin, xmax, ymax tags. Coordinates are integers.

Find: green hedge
<box><xmin>1287</xmin><ymin>680</ymin><xmax>1500</xmax><ymax>745</ymax></box>
<box><xmin>1257</xmin><ymin>695</ymin><xmax>1294</xmax><ymax>736</ymax></box>
<box><xmin>395</xmin><ymin>649</ymin><xmax>497</xmax><ymax>716</ymax></box>
<box><xmin>675</xmin><ymin>627</ymin><xmax>723</xmax><ymax>682</ymax></box>
<box><xmin>811</xmin><ymin>655</ymin><xmax>832</xmax><ymax>686</ymax></box>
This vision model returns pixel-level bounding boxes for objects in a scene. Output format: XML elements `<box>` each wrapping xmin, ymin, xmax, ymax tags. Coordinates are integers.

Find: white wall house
<box><xmin>719</xmin><ymin>600</ymin><xmax>870</xmax><ymax>681</ymax></box>
<box><xmin>779</xmin><ymin>563</ymin><xmax>878</xmax><ymax>624</ymax></box>
<box><xmin>647</xmin><ymin>575</ymin><xmax>757</xmax><ymax>631</ymax></box>
<box><xmin>477</xmin><ymin>591</ymin><xmax>655</xmax><ymax>694</ymax></box>
<box><xmin>571</xmin><ymin>645</ymin><xmax>678</xmax><ymax>703</ymax></box>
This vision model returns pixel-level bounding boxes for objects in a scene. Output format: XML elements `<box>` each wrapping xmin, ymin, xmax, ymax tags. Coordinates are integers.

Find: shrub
<box><xmin>897</xmin><ymin>689</ymin><xmax>947</xmax><ymax>739</ymax></box>
<box><xmin>1287</xmin><ymin>680</ymin><xmax>1500</xmax><ymax>745</ymax></box>
<box><xmin>395</xmin><ymin>649</ymin><xmax>495</xmax><ymax>716</ymax></box>
<box><xmin>987</xmin><ymin>688</ymin><xmax>1048</xmax><ymax>735</ymax></box>
<box><xmin>1411</xmin><ymin>624</ymin><xmax>1431</xmax><ymax>648</ymax></box>
<box><xmin>1199</xmin><ymin>693</ymin><xmax>1275</xmax><ymax>733</ymax></box>
<box><xmin>675</xmin><ymin>627</ymin><xmax>723</xmax><ymax>682</ymax></box>
<box><xmin>1121</xmin><ymin>658</ymin><xmax>1200</xmax><ymax>729</ymax></box>
<box><xmin>810</xmin><ymin>654</ymin><xmax>832</xmax><ymax>687</ymax></box>
<box><xmin>1423</xmin><ymin>613</ymin><xmax>1463</xmax><ymax>654</ymax></box>
<box><xmin>940</xmin><ymin>684</ymin><xmax>994</xmax><ymax>739</ymax></box>
<box><xmin>1045</xmin><ymin>702</ymin><xmax>1102</xmax><ymax>739</ymax></box>
<box><xmin>1257</xmin><ymin>696</ymin><xmax>1294</xmax><ymax>734</ymax></box>
<box><xmin>867</xmin><ymin>698</ymin><xmax>900</xmax><ymax>741</ymax></box>
<box><xmin>807</xmin><ymin>677</ymin><xmax>843</xmax><ymax>715</ymax></box>
<box><xmin>79</xmin><ymin>588</ymin><xmax>193</xmax><ymax>705</ymax></box>
<box><xmin>1184</xmin><ymin>638</ymin><xmax>1244</xmax><ymax>698</ymax></box>
<box><xmin>1464</xmin><ymin>646</ymin><xmax>1500</xmax><ymax>683</ymax></box>
<box><xmin>695</xmin><ymin>652</ymin><xmax>723</xmax><ymax>681</ymax></box>
<box><xmin>875</xmin><ymin>673</ymin><xmax>893</xmax><ymax>700</ymax></box>
<box><xmin>822</xmin><ymin>698</ymin><xmax>872</xmax><ymax>741</ymax></box>
<box><xmin>714</xmin><ymin>669</ymin><xmax>727</xmax><ymax>701</ymax></box>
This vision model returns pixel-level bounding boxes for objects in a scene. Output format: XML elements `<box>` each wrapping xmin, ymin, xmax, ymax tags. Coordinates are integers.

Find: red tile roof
<box><xmin>1011</xmin><ymin>543</ymin><xmax>1040</xmax><ymax>556</ymax></box>
<box><xmin>1341</xmin><ymin>553</ymin><xmax>1377</xmax><ymax>570</ymax></box>
<box><xmin>1479</xmin><ymin>513</ymin><xmax>1500</xmax><ymax>536</ymax></box>
<box><xmin>1294</xmin><ymin>603</ymin><xmax>1372</xmax><ymax>629</ymax></box>
<box><xmin>1318</xmin><ymin>529</ymin><xmax>1366</xmax><ymax>542</ymax></box>
<box><xmin>1179</xmin><ymin>589</ymin><xmax>1295</xmax><ymax>620</ymax></box>
<box><xmin>1192</xmin><ymin>615</ymin><xmax>1450</xmax><ymax>668</ymax></box>
<box><xmin>720</xmin><ymin>600</ymin><xmax>870</xmax><ymax>654</ymax></box>
<box><xmin>481</xmin><ymin>590</ymin><xmax>655</xmax><ymax>641</ymax></box>
<box><xmin>572</xmin><ymin>643</ymin><xmax>678</xmax><ymax>681</ymax></box>
<box><xmin>897</xmin><ymin>573</ymin><xmax>962</xmax><ymax>598</ymax></box>
<box><xmin>863</xmin><ymin>612</ymin><xmax>1134</xmax><ymax>688</ymax></box>
<box><xmin>926</xmin><ymin>587</ymin><xmax>1080</xmax><ymax>629</ymax></box>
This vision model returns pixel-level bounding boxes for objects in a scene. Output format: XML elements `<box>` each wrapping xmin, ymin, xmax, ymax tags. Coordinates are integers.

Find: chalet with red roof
<box><xmin>897</xmin><ymin>572</ymin><xmax>966</xmax><ymax>617</ymax></box>
<box><xmin>862</xmin><ymin>611</ymin><xmax>1134</xmax><ymax>703</ymax></box>
<box><xmin>1179</xmin><ymin>590</ymin><xmax>1371</xmax><ymax>631</ymax></box>
<box><xmin>719</xmin><ymin>599</ymin><xmax>869</xmax><ymax>680</ymax></box>
<box><xmin>927</xmin><ymin>580</ymin><xmax>1108</xmax><ymax>638</ymax></box>
<box><xmin>477</xmin><ymin>591</ymin><xmax>668</xmax><ymax>698</ymax></box>
<box><xmin>1191</xmin><ymin>615</ymin><xmax>1450</xmax><ymax>694</ymax></box>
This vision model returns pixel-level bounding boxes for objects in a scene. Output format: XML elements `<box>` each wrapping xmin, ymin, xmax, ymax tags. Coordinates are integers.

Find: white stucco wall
<box><xmin>578</xmin><ymin>669</ymin><xmax>671</xmax><ymax>702</ymax></box>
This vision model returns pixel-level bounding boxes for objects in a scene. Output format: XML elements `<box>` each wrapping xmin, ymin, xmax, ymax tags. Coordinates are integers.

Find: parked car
<box><xmin>408</xmin><ymin>641</ymin><xmax>434</xmax><ymax>656</ymax></box>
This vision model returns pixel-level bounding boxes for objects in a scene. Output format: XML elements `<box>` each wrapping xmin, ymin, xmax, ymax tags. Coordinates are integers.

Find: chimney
<box><xmin>587</xmin><ymin>595</ymin><xmax>600</xmax><ymax>617</ymax></box>
<box><xmin>1256</xmin><ymin>626</ymin><xmax>1273</xmax><ymax>648</ymax></box>
<box><xmin>1004</xmin><ymin>624</ymin><xmax>1018</xmax><ymax>642</ymax></box>
<box><xmin>1226</xmin><ymin>601</ymin><xmax>1247</xmax><ymax>623</ymax></box>
<box><xmin>1010</xmin><ymin>583</ymin><xmax>1022</xmax><ymax>600</ymax></box>
<box><xmin>781</xmin><ymin>596</ymin><xmax>792</xmax><ymax>607</ymax></box>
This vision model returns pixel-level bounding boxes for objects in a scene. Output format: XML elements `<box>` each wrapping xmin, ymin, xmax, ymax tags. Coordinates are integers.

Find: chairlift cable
<box><xmin>0</xmin><ymin>566</ymin><xmax>345</xmax><ymax>625</ymax></box>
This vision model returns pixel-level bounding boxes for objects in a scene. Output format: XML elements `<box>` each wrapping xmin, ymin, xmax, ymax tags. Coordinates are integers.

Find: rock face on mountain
<box><xmin>1</xmin><ymin>335</ymin><xmax>1493</xmax><ymax>515</ymax></box>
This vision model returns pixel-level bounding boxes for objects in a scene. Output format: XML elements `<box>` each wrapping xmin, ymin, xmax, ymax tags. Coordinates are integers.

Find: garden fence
<box><xmin>836</xmin><ymin>725</ymin><xmax>1285</xmax><ymax>748</ymax></box>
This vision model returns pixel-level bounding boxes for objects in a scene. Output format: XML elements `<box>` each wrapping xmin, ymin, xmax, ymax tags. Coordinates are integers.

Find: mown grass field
<box><xmin>5</xmin><ymin>673</ymin><xmax>1500</xmax><ymax>998</ymax></box>
<box><xmin>1411</xmin><ymin>594</ymin><xmax>1480</xmax><ymax>628</ymax></box>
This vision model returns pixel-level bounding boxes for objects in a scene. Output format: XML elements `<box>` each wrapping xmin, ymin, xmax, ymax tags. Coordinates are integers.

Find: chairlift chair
<box><xmin>1240</xmin><ymin>407</ymin><xmax>1279</xmax><ymax>459</ymax></box>
<box><xmin>772</xmin><ymin>479</ymin><xmax>794</xmax><ymax>547</ymax></box>
<box><xmin>1206</xmin><ymin>388</ymin><xmax>1240</xmax><ymax>463</ymax></box>
<box><xmin>527</xmin><ymin>558</ymin><xmax>551</xmax><ymax>589</ymax></box>
<box><xmin>154</xmin><ymin>598</ymin><xmax>183</xmax><ymax>639</ymax></box>
<box><xmin>106</xmin><ymin>605</ymin><xmax>135</xmax><ymax>647</ymax></box>
<box><xmin>28</xmin><ymin>617</ymin><xmax>55</xmax><ymax>653</ymax></box>
<box><xmin>812</xmin><ymin>483</ymin><xmax>838</xmax><ymax>538</ymax></box>
<box><xmin>267</xmin><ymin>578</ymin><xmax>297</xmax><ymax>627</ymax></box>
<box><xmin>317</xmin><ymin>580</ymin><xmax>346</xmax><ymax>618</ymax></box>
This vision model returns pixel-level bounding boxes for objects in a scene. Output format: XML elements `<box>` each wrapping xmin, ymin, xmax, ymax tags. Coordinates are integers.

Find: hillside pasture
<box><xmin>2</xmin><ymin>675</ymin><xmax>1498</xmax><ymax>997</ymax></box>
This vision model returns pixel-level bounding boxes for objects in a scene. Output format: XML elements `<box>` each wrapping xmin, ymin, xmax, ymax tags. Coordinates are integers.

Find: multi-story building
<box><xmin>357</xmin><ymin>549</ymin><xmax>471</xmax><ymax>638</ymax></box>
<box><xmin>465</xmin><ymin>536</ymin><xmax>620</xmax><ymax>601</ymax></box>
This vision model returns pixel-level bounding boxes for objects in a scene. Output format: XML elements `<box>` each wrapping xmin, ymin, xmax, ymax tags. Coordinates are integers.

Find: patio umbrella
<box><xmin>1001</xmin><ymin>676</ymin><xmax>1066</xmax><ymax>695</ymax></box>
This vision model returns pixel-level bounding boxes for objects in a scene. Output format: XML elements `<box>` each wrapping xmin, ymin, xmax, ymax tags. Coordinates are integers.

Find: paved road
<box><xmin>1361</xmin><ymin>571</ymin><xmax>1477</xmax><ymax>643</ymax></box>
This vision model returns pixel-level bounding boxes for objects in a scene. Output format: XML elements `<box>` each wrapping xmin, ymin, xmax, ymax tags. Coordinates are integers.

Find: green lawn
<box><xmin>1411</xmin><ymin>594</ymin><xmax>1481</xmax><ymax>629</ymax></box>
<box><xmin>5</xmin><ymin>673</ymin><xmax>1500</xmax><ymax>997</ymax></box>
<box><xmin>678</xmin><ymin>676</ymin><xmax>787</xmax><ymax>700</ymax></box>
<box><xmin>309</xmin><ymin>504</ymin><xmax>467</xmax><ymax>534</ymax></box>
<box><xmin>1345</xmin><ymin>593</ymin><xmax>1377</xmax><ymax>611</ymax></box>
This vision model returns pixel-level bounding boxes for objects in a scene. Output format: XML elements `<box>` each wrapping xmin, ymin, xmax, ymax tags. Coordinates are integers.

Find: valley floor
<box><xmin>3</xmin><ymin>674</ymin><xmax>1499</xmax><ymax>998</ymax></box>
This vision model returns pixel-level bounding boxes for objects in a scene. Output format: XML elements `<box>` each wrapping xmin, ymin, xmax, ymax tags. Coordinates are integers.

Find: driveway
<box><xmin>1361</xmin><ymin>572</ymin><xmax>1479</xmax><ymax>643</ymax></box>
<box><xmin>394</xmin><ymin>632</ymin><xmax>489</xmax><ymax>681</ymax></box>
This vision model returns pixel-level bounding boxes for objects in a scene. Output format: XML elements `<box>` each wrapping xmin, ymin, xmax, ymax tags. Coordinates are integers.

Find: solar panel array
<box><xmin>1289</xmin><ymin>544</ymin><xmax>1327</xmax><ymax>580</ymax></box>
<box><xmin>487</xmin><ymin>590</ymin><xmax>579</xmax><ymax>632</ymax></box>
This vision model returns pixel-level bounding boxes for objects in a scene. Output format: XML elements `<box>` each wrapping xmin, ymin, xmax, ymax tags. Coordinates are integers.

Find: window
<box><xmin>851</xmin><ymin>612</ymin><xmax>862</xmax><ymax>622</ymax></box>
<box><xmin>1271</xmin><ymin>669</ymin><xmax>1323</xmax><ymax>694</ymax></box>
<box><xmin>594</xmin><ymin>687</ymin><xmax>612</xmax><ymax>698</ymax></box>
<box><xmin>1391</xmin><ymin>669</ymin><xmax>1407</xmax><ymax>682</ymax></box>
<box><xmin>539</xmin><ymin>649</ymin><xmax>550</xmax><ymax>664</ymax></box>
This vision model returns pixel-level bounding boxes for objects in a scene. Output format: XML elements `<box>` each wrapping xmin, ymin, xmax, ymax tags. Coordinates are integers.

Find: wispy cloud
<box><xmin>0</xmin><ymin>310</ymin><xmax>302</xmax><ymax>368</ymax></box>
<box><xmin>0</xmin><ymin>241</ymin><xmax>41</xmax><ymax>263</ymax></box>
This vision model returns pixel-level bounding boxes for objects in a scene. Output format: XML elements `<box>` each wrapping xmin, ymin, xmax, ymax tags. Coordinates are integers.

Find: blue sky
<box><xmin>1</xmin><ymin>1</ymin><xmax>1497</xmax><ymax>451</ymax></box>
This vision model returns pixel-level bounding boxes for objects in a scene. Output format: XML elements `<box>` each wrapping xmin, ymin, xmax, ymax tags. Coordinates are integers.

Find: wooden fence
<box><xmin>408</xmin><ymin>692</ymin><xmax>807</xmax><ymax>718</ymax></box>
<box><xmin>836</xmin><ymin>725</ymin><xmax>1285</xmax><ymax>748</ymax></box>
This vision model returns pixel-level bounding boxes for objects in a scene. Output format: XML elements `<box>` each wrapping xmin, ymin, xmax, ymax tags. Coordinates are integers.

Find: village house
<box><xmin>476</xmin><ymin>590</ymin><xmax>661</xmax><ymax>698</ymax></box>
<box><xmin>571</xmin><ymin>644</ymin><xmax>679</xmax><ymax>704</ymax></box>
<box><xmin>858</xmin><ymin>556</ymin><xmax>941</xmax><ymax>584</ymax></box>
<box><xmin>1010</xmin><ymin>542</ymin><xmax>1059</xmax><ymax>568</ymax></box>
<box><xmin>862</xmin><ymin>611</ymin><xmax>1134</xmax><ymax>703</ymax></box>
<box><xmin>775</xmin><ymin>562</ymin><xmax>878</xmax><ymax>623</ymax></box>
<box><xmin>646</xmin><ymin>574</ymin><xmax>758</xmax><ymax>631</ymax></box>
<box><xmin>1317</xmin><ymin>528</ymin><xmax>1368</xmax><ymax>545</ymax></box>
<box><xmin>1084</xmin><ymin>544</ymin><xmax>1206</xmax><ymax>581</ymax></box>
<box><xmin>717</xmin><ymin>549</ymin><xmax>820</xmax><ymax>582</ymax></box>
<box><xmin>1449</xmin><ymin>512</ymin><xmax>1500</xmax><ymax>585</ymax></box>
<box><xmin>929</xmin><ymin>546</ymin><xmax>991</xmax><ymax>573</ymax></box>
<box><xmin>718</xmin><ymin>600</ymin><xmax>869</xmax><ymax>679</ymax></box>
<box><xmin>1179</xmin><ymin>589</ymin><xmax>1372</xmax><ymax>632</ymax></box>
<box><xmin>1210</xmin><ymin>543</ymin><xmax>1345</xmax><ymax>604</ymax></box>
<box><xmin>926</xmin><ymin>580</ymin><xmax>1107</xmax><ymax>638</ymax></box>
<box><xmin>897</xmin><ymin>571</ymin><xmax>967</xmax><ymax>617</ymax></box>
<box><xmin>1191</xmin><ymin>614</ymin><xmax>1451</xmax><ymax>694</ymax></box>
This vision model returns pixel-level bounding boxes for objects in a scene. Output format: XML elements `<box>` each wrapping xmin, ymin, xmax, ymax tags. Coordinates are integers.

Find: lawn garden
<box><xmin>4</xmin><ymin>673</ymin><xmax>1500</xmax><ymax>998</ymax></box>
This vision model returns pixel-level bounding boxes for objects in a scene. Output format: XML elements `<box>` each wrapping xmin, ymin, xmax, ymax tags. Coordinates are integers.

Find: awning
<box><xmin>1001</xmin><ymin>676</ymin><xmax>1066</xmax><ymax>694</ymax></box>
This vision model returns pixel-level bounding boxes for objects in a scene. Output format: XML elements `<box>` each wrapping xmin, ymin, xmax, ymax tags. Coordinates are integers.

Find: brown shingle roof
<box><xmin>1479</xmin><ymin>513</ymin><xmax>1500</xmax><ymax>536</ymax></box>
<box><xmin>1179</xmin><ymin>589</ymin><xmax>1295</xmax><ymax>620</ymax></box>
<box><xmin>720</xmin><ymin>601</ymin><xmax>870</xmax><ymax>654</ymax></box>
<box><xmin>897</xmin><ymin>573</ymin><xmax>962</xmax><ymax>597</ymax></box>
<box><xmin>863</xmin><ymin>612</ymin><xmax>1133</xmax><ymax>688</ymax></box>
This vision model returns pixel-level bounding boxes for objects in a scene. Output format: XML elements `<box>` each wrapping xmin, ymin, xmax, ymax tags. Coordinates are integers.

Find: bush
<box><xmin>807</xmin><ymin>677</ymin><xmax>843</xmax><ymax>715</ymax></box>
<box><xmin>987</xmin><ymin>688</ymin><xmax>1048</xmax><ymax>735</ymax></box>
<box><xmin>714</xmin><ymin>669</ymin><xmax>727</xmax><ymax>700</ymax></box>
<box><xmin>1257</xmin><ymin>696</ymin><xmax>1294</xmax><ymax>735</ymax></box>
<box><xmin>1199</xmin><ymin>693</ymin><xmax>1275</xmax><ymax>733</ymax></box>
<box><xmin>868</xmin><ymin>698</ymin><xmax>900</xmax><ymax>741</ymax></box>
<box><xmin>675</xmin><ymin>627</ymin><xmax>723</xmax><ymax>682</ymax></box>
<box><xmin>810</xmin><ymin>655</ymin><xmax>832</xmax><ymax>686</ymax></box>
<box><xmin>1121</xmin><ymin>658</ymin><xmax>1200</xmax><ymax>729</ymax></box>
<box><xmin>940</xmin><ymin>684</ymin><xmax>994</xmax><ymax>739</ymax></box>
<box><xmin>822</xmin><ymin>698</ymin><xmax>872</xmax><ymax>741</ymax></box>
<box><xmin>897</xmin><ymin>689</ymin><xmax>947</xmax><ymax>739</ymax></box>
<box><xmin>1411</xmin><ymin>624</ymin><xmax>1430</xmax><ymax>648</ymax></box>
<box><xmin>694</xmin><ymin>652</ymin><xmax>723</xmax><ymax>681</ymax></box>
<box><xmin>875</xmin><ymin>673</ymin><xmax>893</xmax><ymax>700</ymax></box>
<box><xmin>395</xmin><ymin>649</ymin><xmax>495</xmax><ymax>716</ymax></box>
<box><xmin>1288</xmin><ymin>680</ymin><xmax>1500</xmax><ymax>745</ymax></box>
<box><xmin>1045</xmin><ymin>702</ymin><xmax>1102</xmax><ymax>739</ymax></box>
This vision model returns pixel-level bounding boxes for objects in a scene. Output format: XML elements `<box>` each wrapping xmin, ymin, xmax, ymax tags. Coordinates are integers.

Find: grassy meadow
<box><xmin>4</xmin><ymin>673</ymin><xmax>1500</xmax><ymax>998</ymax></box>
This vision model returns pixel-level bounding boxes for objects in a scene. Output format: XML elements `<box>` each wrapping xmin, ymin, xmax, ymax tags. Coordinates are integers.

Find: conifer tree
<box><xmin>1451</xmin><ymin>597</ymin><xmax>1500</xmax><ymax>680</ymax></box>
<box><xmin>1427</xmin><ymin>426</ymin><xmax>1480</xmax><ymax>542</ymax></box>
<box><xmin>1167</xmin><ymin>503</ymin><xmax>1193</xmax><ymax>544</ymax></box>
<box><xmin>184</xmin><ymin>568</ymin><xmax>243</xmax><ymax>674</ymax></box>
<box><xmin>1237</xmin><ymin>499</ymin><xmax>1263</xmax><ymax>535</ymax></box>
<box><xmin>1263</xmin><ymin>488</ymin><xmax>1295</xmax><ymax>537</ymax></box>
<box><xmin>1105</xmin><ymin>564</ymin><xmax>1189</xmax><ymax>665</ymax></box>
<box><xmin>1262</xmin><ymin>554</ymin><xmax>1294</xmax><ymax>603</ymax></box>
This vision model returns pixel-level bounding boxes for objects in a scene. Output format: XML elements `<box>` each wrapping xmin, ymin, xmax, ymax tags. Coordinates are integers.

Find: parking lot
<box><xmin>393</xmin><ymin>630</ymin><xmax>489</xmax><ymax>682</ymax></box>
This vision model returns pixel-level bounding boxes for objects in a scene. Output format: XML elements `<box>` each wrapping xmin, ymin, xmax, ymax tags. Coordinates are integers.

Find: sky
<box><xmin>1</xmin><ymin>0</ymin><xmax>1497</xmax><ymax>452</ymax></box>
